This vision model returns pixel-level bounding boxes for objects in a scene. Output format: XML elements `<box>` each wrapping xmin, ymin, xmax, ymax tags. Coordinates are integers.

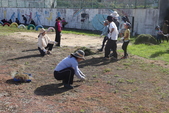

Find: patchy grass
<box><xmin>0</xmin><ymin>30</ymin><xmax>169</xmax><ymax>112</ymax></box>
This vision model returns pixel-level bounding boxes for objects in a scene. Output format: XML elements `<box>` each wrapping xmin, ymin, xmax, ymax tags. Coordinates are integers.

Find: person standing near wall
<box><xmin>162</xmin><ymin>20</ymin><xmax>169</xmax><ymax>42</ymax></box>
<box><xmin>104</xmin><ymin>16</ymin><xmax>119</xmax><ymax>59</ymax></box>
<box><xmin>22</xmin><ymin>15</ymin><xmax>27</xmax><ymax>25</ymax></box>
<box><xmin>55</xmin><ymin>17</ymin><xmax>62</xmax><ymax>47</ymax></box>
<box><xmin>61</xmin><ymin>18</ymin><xmax>67</xmax><ymax>29</ymax></box>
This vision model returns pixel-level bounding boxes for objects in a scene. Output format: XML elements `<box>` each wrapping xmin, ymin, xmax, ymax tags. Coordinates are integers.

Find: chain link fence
<box><xmin>0</xmin><ymin>0</ymin><xmax>159</xmax><ymax>9</ymax></box>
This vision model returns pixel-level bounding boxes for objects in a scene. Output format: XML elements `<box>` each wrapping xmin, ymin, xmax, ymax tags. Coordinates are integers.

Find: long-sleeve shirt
<box><xmin>37</xmin><ymin>33</ymin><xmax>55</xmax><ymax>50</ymax></box>
<box><xmin>54</xmin><ymin>56</ymin><xmax>85</xmax><ymax>79</ymax></box>
<box><xmin>55</xmin><ymin>21</ymin><xmax>62</xmax><ymax>32</ymax></box>
<box><xmin>101</xmin><ymin>25</ymin><xmax>109</xmax><ymax>36</ymax></box>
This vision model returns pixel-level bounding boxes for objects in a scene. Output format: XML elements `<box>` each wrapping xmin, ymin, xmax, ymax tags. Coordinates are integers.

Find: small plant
<box><xmin>123</xmin><ymin>63</ymin><xmax>131</xmax><ymax>66</ymax></box>
<box><xmin>92</xmin><ymin>75</ymin><xmax>97</xmax><ymax>78</ymax></box>
<box><xmin>114</xmin><ymin>74</ymin><xmax>120</xmax><ymax>77</ymax></box>
<box><xmin>107</xmin><ymin>81</ymin><xmax>111</xmax><ymax>84</ymax></box>
<box><xmin>117</xmin><ymin>78</ymin><xmax>125</xmax><ymax>83</ymax></box>
<box><xmin>80</xmin><ymin>109</ymin><xmax>85</xmax><ymax>113</ymax></box>
<box><xmin>103</xmin><ymin>68</ymin><xmax>111</xmax><ymax>73</ymax></box>
<box><xmin>25</xmin><ymin>62</ymin><xmax>29</xmax><ymax>65</ymax></box>
<box><xmin>126</xmin><ymin>79</ymin><xmax>135</xmax><ymax>84</ymax></box>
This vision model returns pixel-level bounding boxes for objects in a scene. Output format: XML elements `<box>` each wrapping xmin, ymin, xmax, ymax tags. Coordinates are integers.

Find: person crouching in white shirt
<box><xmin>54</xmin><ymin>50</ymin><xmax>87</xmax><ymax>89</ymax></box>
<box><xmin>38</xmin><ymin>28</ymin><xmax>57</xmax><ymax>56</ymax></box>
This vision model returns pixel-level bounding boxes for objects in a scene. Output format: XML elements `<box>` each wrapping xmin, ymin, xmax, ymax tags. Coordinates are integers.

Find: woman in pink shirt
<box><xmin>55</xmin><ymin>17</ymin><xmax>62</xmax><ymax>46</ymax></box>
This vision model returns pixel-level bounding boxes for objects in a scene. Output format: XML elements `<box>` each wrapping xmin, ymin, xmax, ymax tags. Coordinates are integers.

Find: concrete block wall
<box><xmin>0</xmin><ymin>8</ymin><xmax>159</xmax><ymax>35</ymax></box>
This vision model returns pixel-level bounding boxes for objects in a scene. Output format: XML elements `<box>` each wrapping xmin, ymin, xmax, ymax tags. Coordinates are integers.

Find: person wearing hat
<box><xmin>155</xmin><ymin>25</ymin><xmax>164</xmax><ymax>44</ymax></box>
<box><xmin>37</xmin><ymin>28</ymin><xmax>57</xmax><ymax>56</ymax></box>
<box><xmin>119</xmin><ymin>16</ymin><xmax>127</xmax><ymax>37</ymax></box>
<box><xmin>54</xmin><ymin>50</ymin><xmax>86</xmax><ymax>89</ymax></box>
<box><xmin>104</xmin><ymin>16</ymin><xmax>119</xmax><ymax>59</ymax></box>
<box><xmin>121</xmin><ymin>22</ymin><xmax>131</xmax><ymax>59</ymax></box>
<box><xmin>110</xmin><ymin>11</ymin><xmax>120</xmax><ymax>29</ymax></box>
<box><xmin>55</xmin><ymin>17</ymin><xmax>62</xmax><ymax>46</ymax></box>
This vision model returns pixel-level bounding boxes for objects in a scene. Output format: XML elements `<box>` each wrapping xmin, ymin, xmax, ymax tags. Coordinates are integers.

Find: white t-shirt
<box><xmin>108</xmin><ymin>22</ymin><xmax>119</xmax><ymax>40</ymax></box>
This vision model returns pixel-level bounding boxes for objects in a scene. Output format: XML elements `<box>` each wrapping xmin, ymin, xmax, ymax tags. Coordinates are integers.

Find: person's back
<box><xmin>30</xmin><ymin>19</ymin><xmax>36</xmax><ymax>26</ymax></box>
<box><xmin>15</xmin><ymin>18</ymin><xmax>20</xmax><ymax>25</ymax></box>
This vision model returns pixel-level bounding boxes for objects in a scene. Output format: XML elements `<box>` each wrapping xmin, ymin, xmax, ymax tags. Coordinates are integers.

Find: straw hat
<box><xmin>71</xmin><ymin>50</ymin><xmax>85</xmax><ymax>60</ymax></box>
<box><xmin>40</xmin><ymin>28</ymin><xmax>46</xmax><ymax>33</ymax></box>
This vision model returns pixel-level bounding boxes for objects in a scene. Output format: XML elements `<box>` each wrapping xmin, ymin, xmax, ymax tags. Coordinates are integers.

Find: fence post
<box><xmin>135</xmin><ymin>0</ymin><xmax>137</xmax><ymax>8</ymax></box>
<box><xmin>144</xmin><ymin>0</ymin><xmax>146</xmax><ymax>8</ymax></box>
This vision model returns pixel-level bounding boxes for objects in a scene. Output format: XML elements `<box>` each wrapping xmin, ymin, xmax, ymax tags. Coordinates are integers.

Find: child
<box><xmin>98</xmin><ymin>20</ymin><xmax>109</xmax><ymax>52</ymax></box>
<box><xmin>155</xmin><ymin>25</ymin><xmax>164</xmax><ymax>44</ymax></box>
<box><xmin>121</xmin><ymin>22</ymin><xmax>131</xmax><ymax>59</ymax></box>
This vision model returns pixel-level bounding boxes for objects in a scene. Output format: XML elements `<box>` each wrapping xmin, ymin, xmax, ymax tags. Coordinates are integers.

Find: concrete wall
<box><xmin>159</xmin><ymin>0</ymin><xmax>169</xmax><ymax>25</ymax></box>
<box><xmin>0</xmin><ymin>8</ymin><xmax>159</xmax><ymax>35</ymax></box>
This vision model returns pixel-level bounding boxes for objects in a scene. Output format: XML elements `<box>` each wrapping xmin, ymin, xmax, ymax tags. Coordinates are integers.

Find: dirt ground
<box><xmin>0</xmin><ymin>32</ymin><xmax>169</xmax><ymax>113</ymax></box>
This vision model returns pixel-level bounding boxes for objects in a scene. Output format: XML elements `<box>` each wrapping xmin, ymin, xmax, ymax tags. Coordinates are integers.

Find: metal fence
<box><xmin>0</xmin><ymin>0</ymin><xmax>159</xmax><ymax>9</ymax></box>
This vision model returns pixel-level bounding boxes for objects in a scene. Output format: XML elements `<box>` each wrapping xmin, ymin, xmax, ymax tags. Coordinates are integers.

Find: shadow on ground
<box><xmin>150</xmin><ymin>50</ymin><xmax>169</xmax><ymax>58</ymax></box>
<box><xmin>7</xmin><ymin>54</ymin><xmax>42</xmax><ymax>61</ymax></box>
<box><xmin>34</xmin><ymin>83</ymin><xmax>80</xmax><ymax>96</ymax></box>
<box><xmin>6</xmin><ymin>79</ymin><xmax>31</xmax><ymax>85</ymax></box>
<box><xmin>79</xmin><ymin>56</ymin><xmax>118</xmax><ymax>68</ymax></box>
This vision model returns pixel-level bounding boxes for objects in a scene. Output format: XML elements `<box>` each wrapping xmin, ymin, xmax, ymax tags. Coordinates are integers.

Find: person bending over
<box><xmin>54</xmin><ymin>50</ymin><xmax>87</xmax><ymax>89</ymax></box>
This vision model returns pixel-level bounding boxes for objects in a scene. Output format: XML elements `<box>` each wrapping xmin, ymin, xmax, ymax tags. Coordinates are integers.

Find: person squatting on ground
<box><xmin>37</xmin><ymin>28</ymin><xmax>57</xmax><ymax>56</ymax></box>
<box><xmin>55</xmin><ymin>17</ymin><xmax>62</xmax><ymax>47</ymax></box>
<box><xmin>54</xmin><ymin>50</ymin><xmax>87</xmax><ymax>89</ymax></box>
<box><xmin>98</xmin><ymin>20</ymin><xmax>109</xmax><ymax>52</ymax></box>
<box><xmin>155</xmin><ymin>25</ymin><xmax>164</xmax><ymax>44</ymax></box>
<box><xmin>15</xmin><ymin>18</ymin><xmax>20</xmax><ymax>25</ymax></box>
<box><xmin>104</xmin><ymin>16</ymin><xmax>119</xmax><ymax>59</ymax></box>
<box><xmin>121</xmin><ymin>22</ymin><xmax>131</xmax><ymax>59</ymax></box>
<box><xmin>30</xmin><ymin>19</ymin><xmax>36</xmax><ymax>26</ymax></box>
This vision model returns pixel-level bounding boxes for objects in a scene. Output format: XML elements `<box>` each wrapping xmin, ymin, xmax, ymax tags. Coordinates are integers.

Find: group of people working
<box><xmin>98</xmin><ymin>11</ymin><xmax>131</xmax><ymax>59</ymax></box>
<box><xmin>37</xmin><ymin>17</ymin><xmax>85</xmax><ymax>89</ymax></box>
<box><xmin>36</xmin><ymin>12</ymin><xmax>131</xmax><ymax>89</ymax></box>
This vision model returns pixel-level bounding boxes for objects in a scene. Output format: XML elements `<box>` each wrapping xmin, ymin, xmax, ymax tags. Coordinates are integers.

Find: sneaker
<box><xmin>64</xmin><ymin>84</ymin><xmax>74</xmax><ymax>89</ymax></box>
<box><xmin>98</xmin><ymin>49</ymin><xmax>103</xmax><ymax>52</ymax></box>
